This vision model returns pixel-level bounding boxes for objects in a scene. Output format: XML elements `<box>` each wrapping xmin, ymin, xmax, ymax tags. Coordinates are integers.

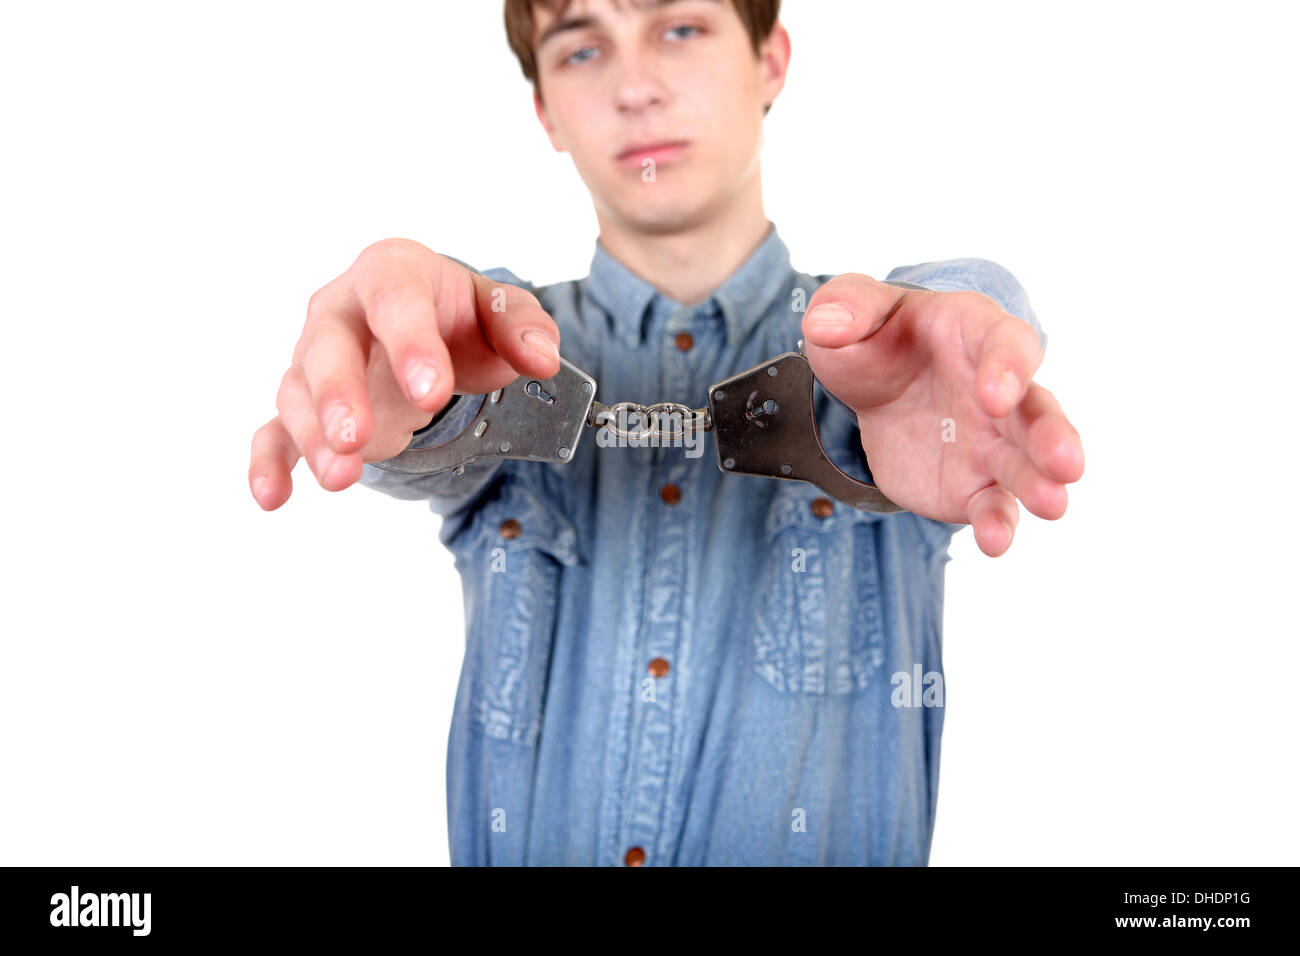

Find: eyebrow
<box><xmin>537</xmin><ymin>0</ymin><xmax>719</xmax><ymax>49</ymax></box>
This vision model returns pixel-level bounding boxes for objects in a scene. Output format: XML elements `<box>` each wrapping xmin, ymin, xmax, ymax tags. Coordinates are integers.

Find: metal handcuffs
<box><xmin>369</xmin><ymin>337</ymin><xmax>902</xmax><ymax>514</ymax></box>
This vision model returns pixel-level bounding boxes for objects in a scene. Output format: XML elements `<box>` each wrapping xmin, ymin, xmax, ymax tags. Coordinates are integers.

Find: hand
<box><xmin>249</xmin><ymin>238</ymin><xmax>561</xmax><ymax>509</ymax></box>
<box><xmin>801</xmin><ymin>274</ymin><xmax>1084</xmax><ymax>556</ymax></box>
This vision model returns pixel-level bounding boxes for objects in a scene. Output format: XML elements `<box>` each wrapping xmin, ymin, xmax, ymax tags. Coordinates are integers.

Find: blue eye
<box><xmin>565</xmin><ymin>45</ymin><xmax>599</xmax><ymax>65</ymax></box>
<box><xmin>664</xmin><ymin>24</ymin><xmax>701</xmax><ymax>41</ymax></box>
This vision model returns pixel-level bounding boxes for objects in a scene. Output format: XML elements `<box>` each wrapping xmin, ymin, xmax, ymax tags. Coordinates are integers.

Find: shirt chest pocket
<box><xmin>751</xmin><ymin>484</ymin><xmax>888</xmax><ymax>696</ymax></box>
<box><xmin>457</xmin><ymin>478</ymin><xmax>582</xmax><ymax>745</ymax></box>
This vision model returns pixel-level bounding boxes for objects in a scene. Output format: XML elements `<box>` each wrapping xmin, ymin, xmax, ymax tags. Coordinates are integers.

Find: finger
<box><xmin>354</xmin><ymin>269</ymin><xmax>459</xmax><ymax>413</ymax></box>
<box><xmin>966</xmin><ymin>483</ymin><xmax>1021</xmax><ymax>557</ymax></box>
<box><xmin>249</xmin><ymin>415</ymin><xmax>300</xmax><ymax>511</ymax></box>
<box><xmin>300</xmin><ymin>284</ymin><xmax>375</xmax><ymax>454</ymax></box>
<box><xmin>992</xmin><ymin>383</ymin><xmax>1085</xmax><ymax>484</ymax></box>
<box><xmin>801</xmin><ymin>273</ymin><xmax>910</xmax><ymax>349</ymax></box>
<box><xmin>468</xmin><ymin>270</ymin><xmax>562</xmax><ymax>380</ymax></box>
<box><xmin>986</xmin><ymin>436</ymin><xmax>1069</xmax><ymax>520</ymax></box>
<box><xmin>276</xmin><ymin>366</ymin><xmax>364</xmax><ymax>492</ymax></box>
<box><xmin>963</xmin><ymin>304</ymin><xmax>1044</xmax><ymax>418</ymax></box>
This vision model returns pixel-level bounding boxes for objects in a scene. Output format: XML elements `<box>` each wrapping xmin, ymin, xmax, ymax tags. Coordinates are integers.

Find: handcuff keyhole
<box><xmin>746</xmin><ymin>398</ymin><xmax>779</xmax><ymax>421</ymax></box>
<box><xmin>525</xmin><ymin>380</ymin><xmax>555</xmax><ymax>405</ymax></box>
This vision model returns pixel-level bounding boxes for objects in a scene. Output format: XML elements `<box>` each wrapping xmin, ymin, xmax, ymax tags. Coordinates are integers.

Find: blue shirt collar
<box><xmin>584</xmin><ymin>222</ymin><xmax>792</xmax><ymax>349</ymax></box>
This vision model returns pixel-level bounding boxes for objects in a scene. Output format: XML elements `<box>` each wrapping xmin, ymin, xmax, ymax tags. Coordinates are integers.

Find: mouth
<box><xmin>616</xmin><ymin>140</ymin><xmax>690</xmax><ymax>170</ymax></box>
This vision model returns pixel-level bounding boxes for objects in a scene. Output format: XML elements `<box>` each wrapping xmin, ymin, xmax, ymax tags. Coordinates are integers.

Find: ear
<box><xmin>533</xmin><ymin>88</ymin><xmax>566</xmax><ymax>153</ymax></box>
<box><xmin>758</xmin><ymin>22</ymin><xmax>791</xmax><ymax>111</ymax></box>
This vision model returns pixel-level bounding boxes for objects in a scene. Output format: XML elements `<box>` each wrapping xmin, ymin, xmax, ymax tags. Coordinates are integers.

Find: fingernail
<box><xmin>806</xmin><ymin>304</ymin><xmax>852</xmax><ymax>327</ymax></box>
<box><xmin>323</xmin><ymin>403</ymin><xmax>353</xmax><ymax>443</ymax></box>
<box><xmin>406</xmin><ymin>361</ymin><xmax>439</xmax><ymax>400</ymax></box>
<box><xmin>252</xmin><ymin>475</ymin><xmax>268</xmax><ymax>503</ymax></box>
<box><xmin>523</xmin><ymin>329</ymin><xmax>559</xmax><ymax>362</ymax></box>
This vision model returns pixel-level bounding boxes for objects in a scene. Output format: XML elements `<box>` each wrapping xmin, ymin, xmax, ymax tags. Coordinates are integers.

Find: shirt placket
<box><xmin>614</xmin><ymin>302</ymin><xmax>700</xmax><ymax>867</ymax></box>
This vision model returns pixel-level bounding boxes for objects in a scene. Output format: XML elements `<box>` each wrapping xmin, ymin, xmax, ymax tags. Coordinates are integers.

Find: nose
<box><xmin>613</xmin><ymin>48</ymin><xmax>666</xmax><ymax>114</ymax></box>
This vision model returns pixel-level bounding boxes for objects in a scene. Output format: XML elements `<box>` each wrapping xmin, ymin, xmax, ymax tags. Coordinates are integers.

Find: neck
<box><xmin>593</xmin><ymin>171</ymin><xmax>771</xmax><ymax>306</ymax></box>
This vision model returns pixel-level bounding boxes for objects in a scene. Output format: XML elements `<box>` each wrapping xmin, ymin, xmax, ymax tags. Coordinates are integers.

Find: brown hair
<box><xmin>504</xmin><ymin>0</ymin><xmax>782</xmax><ymax>99</ymax></box>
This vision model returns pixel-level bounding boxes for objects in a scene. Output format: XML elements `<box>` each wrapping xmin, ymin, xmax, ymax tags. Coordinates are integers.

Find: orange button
<box><xmin>499</xmin><ymin>518</ymin><xmax>522</xmax><ymax>539</ymax></box>
<box><xmin>810</xmin><ymin>497</ymin><xmax>833</xmax><ymax>519</ymax></box>
<box><xmin>675</xmin><ymin>331</ymin><xmax>694</xmax><ymax>351</ymax></box>
<box><xmin>624</xmin><ymin>846</ymin><xmax>646</xmax><ymax>866</ymax></box>
<box><xmin>660</xmin><ymin>484</ymin><xmax>681</xmax><ymax>505</ymax></box>
<box><xmin>648</xmin><ymin>657</ymin><xmax>670</xmax><ymax>678</ymax></box>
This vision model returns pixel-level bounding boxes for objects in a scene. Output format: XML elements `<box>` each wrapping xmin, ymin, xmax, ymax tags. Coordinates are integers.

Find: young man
<box><xmin>248</xmin><ymin>0</ymin><xmax>1084</xmax><ymax>865</ymax></box>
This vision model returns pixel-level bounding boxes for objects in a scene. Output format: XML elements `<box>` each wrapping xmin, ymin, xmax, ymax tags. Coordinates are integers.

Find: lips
<box><xmin>616</xmin><ymin>140</ymin><xmax>689</xmax><ymax>168</ymax></box>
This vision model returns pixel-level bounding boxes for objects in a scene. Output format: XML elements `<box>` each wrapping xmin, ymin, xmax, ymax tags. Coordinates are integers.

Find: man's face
<box><xmin>531</xmin><ymin>0</ymin><xmax>788</xmax><ymax>234</ymax></box>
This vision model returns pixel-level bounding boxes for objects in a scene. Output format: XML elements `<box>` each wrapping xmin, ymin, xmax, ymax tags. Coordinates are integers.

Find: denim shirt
<box><xmin>360</xmin><ymin>225</ymin><xmax>1045</xmax><ymax>865</ymax></box>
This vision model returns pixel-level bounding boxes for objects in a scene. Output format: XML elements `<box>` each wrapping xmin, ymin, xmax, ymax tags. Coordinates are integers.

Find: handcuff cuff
<box><xmin>370</xmin><ymin>337</ymin><xmax>903</xmax><ymax>514</ymax></box>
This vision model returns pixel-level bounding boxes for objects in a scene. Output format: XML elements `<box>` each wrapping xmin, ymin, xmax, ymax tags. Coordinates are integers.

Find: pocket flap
<box><xmin>469</xmin><ymin>478</ymin><xmax>582</xmax><ymax>567</ymax></box>
<box><xmin>763</xmin><ymin>481</ymin><xmax>887</xmax><ymax>537</ymax></box>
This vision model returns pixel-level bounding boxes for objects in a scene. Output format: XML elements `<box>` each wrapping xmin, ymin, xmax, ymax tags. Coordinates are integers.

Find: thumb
<box><xmin>469</xmin><ymin>270</ymin><xmax>561</xmax><ymax>375</ymax></box>
<box><xmin>801</xmin><ymin>273</ymin><xmax>909</xmax><ymax>349</ymax></box>
<box><xmin>434</xmin><ymin>269</ymin><xmax>563</xmax><ymax>396</ymax></box>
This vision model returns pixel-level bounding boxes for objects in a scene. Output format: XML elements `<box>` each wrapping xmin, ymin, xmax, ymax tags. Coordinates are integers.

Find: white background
<box><xmin>1</xmin><ymin>0</ymin><xmax>1296</xmax><ymax>865</ymax></box>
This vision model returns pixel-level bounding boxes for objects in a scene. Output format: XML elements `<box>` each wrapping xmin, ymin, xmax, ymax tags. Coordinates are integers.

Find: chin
<box><xmin>603</xmin><ymin>183</ymin><xmax>715</xmax><ymax>234</ymax></box>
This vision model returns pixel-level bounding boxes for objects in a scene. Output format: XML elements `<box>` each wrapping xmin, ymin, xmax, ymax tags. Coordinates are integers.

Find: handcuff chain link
<box><xmin>587</xmin><ymin>399</ymin><xmax>712</xmax><ymax>442</ymax></box>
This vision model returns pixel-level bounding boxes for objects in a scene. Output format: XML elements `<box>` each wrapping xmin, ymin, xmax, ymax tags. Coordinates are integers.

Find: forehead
<box><xmin>533</xmin><ymin>0</ymin><xmax>722</xmax><ymax>44</ymax></box>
